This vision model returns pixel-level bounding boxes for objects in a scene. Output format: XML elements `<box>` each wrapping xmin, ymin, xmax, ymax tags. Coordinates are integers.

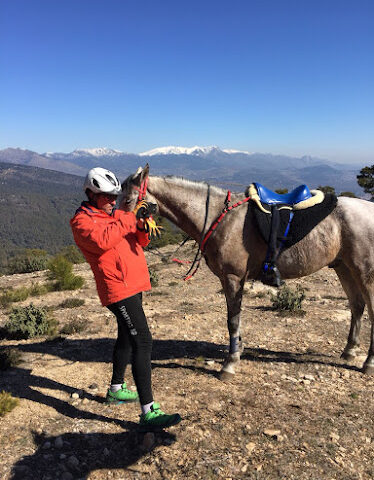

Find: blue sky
<box><xmin>0</xmin><ymin>0</ymin><xmax>373</xmax><ymax>163</ymax></box>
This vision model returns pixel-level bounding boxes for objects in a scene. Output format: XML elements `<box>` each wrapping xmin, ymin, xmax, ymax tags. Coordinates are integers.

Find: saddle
<box><xmin>249</xmin><ymin>182</ymin><xmax>325</xmax><ymax>213</ymax></box>
<box><xmin>247</xmin><ymin>183</ymin><xmax>337</xmax><ymax>287</ymax></box>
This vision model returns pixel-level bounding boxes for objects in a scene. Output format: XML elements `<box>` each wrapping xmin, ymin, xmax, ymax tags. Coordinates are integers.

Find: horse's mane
<box><xmin>156</xmin><ymin>175</ymin><xmax>226</xmax><ymax>195</ymax></box>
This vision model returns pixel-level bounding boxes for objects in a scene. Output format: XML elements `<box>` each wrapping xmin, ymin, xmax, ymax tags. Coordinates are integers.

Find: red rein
<box><xmin>183</xmin><ymin>191</ymin><xmax>251</xmax><ymax>280</ymax></box>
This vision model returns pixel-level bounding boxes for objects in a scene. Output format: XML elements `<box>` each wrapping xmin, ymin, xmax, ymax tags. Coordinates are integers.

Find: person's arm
<box><xmin>71</xmin><ymin>212</ymin><xmax>137</xmax><ymax>253</ymax></box>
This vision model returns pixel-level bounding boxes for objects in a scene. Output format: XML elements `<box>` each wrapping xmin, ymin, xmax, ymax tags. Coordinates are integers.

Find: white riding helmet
<box><xmin>83</xmin><ymin>167</ymin><xmax>122</xmax><ymax>195</ymax></box>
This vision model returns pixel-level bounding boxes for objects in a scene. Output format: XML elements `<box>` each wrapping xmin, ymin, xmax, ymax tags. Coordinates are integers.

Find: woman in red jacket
<box><xmin>70</xmin><ymin>167</ymin><xmax>181</xmax><ymax>430</ymax></box>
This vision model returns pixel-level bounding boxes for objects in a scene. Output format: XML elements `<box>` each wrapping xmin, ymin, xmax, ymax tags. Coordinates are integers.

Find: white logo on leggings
<box><xmin>119</xmin><ymin>305</ymin><xmax>137</xmax><ymax>335</ymax></box>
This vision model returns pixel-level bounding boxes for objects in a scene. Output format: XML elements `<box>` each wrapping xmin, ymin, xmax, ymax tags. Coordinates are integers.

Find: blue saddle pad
<box><xmin>254</xmin><ymin>182</ymin><xmax>312</xmax><ymax>206</ymax></box>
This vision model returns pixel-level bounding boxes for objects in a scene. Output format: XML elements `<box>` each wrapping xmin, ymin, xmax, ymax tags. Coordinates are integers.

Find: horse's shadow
<box><xmin>13</xmin><ymin>336</ymin><xmax>360</xmax><ymax>371</ymax></box>
<box><xmin>10</xmin><ymin>429</ymin><xmax>176</xmax><ymax>480</ymax></box>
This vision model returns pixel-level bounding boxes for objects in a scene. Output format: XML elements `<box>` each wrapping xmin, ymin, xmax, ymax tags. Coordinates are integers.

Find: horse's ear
<box><xmin>143</xmin><ymin>163</ymin><xmax>149</xmax><ymax>178</ymax></box>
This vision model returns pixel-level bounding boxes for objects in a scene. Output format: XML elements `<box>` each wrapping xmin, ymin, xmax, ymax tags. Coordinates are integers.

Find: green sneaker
<box><xmin>139</xmin><ymin>403</ymin><xmax>182</xmax><ymax>431</ymax></box>
<box><xmin>105</xmin><ymin>382</ymin><xmax>139</xmax><ymax>404</ymax></box>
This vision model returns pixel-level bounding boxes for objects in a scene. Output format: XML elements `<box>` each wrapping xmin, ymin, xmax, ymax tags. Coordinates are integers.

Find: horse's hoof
<box><xmin>341</xmin><ymin>351</ymin><xmax>356</xmax><ymax>361</ymax></box>
<box><xmin>362</xmin><ymin>363</ymin><xmax>374</xmax><ymax>375</ymax></box>
<box><xmin>219</xmin><ymin>370</ymin><xmax>235</xmax><ymax>382</ymax></box>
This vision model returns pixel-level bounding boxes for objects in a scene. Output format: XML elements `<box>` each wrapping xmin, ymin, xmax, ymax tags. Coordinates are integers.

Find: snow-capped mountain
<box><xmin>139</xmin><ymin>145</ymin><xmax>251</xmax><ymax>156</ymax></box>
<box><xmin>45</xmin><ymin>147</ymin><xmax>125</xmax><ymax>159</ymax></box>
<box><xmin>0</xmin><ymin>146</ymin><xmax>362</xmax><ymax>195</ymax></box>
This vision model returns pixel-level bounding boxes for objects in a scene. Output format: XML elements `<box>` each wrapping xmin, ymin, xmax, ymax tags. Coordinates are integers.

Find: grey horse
<box><xmin>119</xmin><ymin>164</ymin><xmax>374</xmax><ymax>380</ymax></box>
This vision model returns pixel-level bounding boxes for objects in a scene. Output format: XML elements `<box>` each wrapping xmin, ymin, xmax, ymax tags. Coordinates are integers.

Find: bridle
<box><xmin>183</xmin><ymin>187</ymin><xmax>251</xmax><ymax>280</ymax></box>
<box><xmin>135</xmin><ymin>177</ymin><xmax>149</xmax><ymax>202</ymax></box>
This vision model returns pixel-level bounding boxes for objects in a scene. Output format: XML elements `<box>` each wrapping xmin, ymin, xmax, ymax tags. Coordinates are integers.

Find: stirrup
<box><xmin>260</xmin><ymin>262</ymin><xmax>284</xmax><ymax>288</ymax></box>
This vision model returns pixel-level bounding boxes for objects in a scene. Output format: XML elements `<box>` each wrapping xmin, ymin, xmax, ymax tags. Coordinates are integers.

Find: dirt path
<box><xmin>1</xmin><ymin>244</ymin><xmax>374</xmax><ymax>479</ymax></box>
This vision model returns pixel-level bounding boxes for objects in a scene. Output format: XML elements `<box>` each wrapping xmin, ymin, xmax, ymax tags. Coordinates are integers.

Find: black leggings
<box><xmin>107</xmin><ymin>293</ymin><xmax>153</xmax><ymax>405</ymax></box>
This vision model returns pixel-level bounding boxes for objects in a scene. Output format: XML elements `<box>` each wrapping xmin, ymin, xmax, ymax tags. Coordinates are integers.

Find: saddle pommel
<box><xmin>253</xmin><ymin>183</ymin><xmax>312</xmax><ymax>206</ymax></box>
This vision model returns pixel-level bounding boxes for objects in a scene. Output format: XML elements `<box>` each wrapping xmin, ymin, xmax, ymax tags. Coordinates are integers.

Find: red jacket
<box><xmin>70</xmin><ymin>202</ymin><xmax>151</xmax><ymax>306</ymax></box>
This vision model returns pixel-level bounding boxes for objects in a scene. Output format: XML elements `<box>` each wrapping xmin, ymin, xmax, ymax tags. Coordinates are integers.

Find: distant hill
<box><xmin>0</xmin><ymin>146</ymin><xmax>363</xmax><ymax>195</ymax></box>
<box><xmin>0</xmin><ymin>163</ymin><xmax>83</xmax><ymax>270</ymax></box>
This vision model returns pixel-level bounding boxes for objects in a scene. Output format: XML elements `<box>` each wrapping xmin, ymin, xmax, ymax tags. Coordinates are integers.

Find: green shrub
<box><xmin>0</xmin><ymin>391</ymin><xmax>19</xmax><ymax>417</ymax></box>
<box><xmin>7</xmin><ymin>249</ymin><xmax>50</xmax><ymax>274</ymax></box>
<box><xmin>60</xmin><ymin>318</ymin><xmax>86</xmax><ymax>335</ymax></box>
<box><xmin>149</xmin><ymin>267</ymin><xmax>159</xmax><ymax>287</ymax></box>
<box><xmin>28</xmin><ymin>282</ymin><xmax>52</xmax><ymax>297</ymax></box>
<box><xmin>0</xmin><ymin>282</ymin><xmax>52</xmax><ymax>308</ymax></box>
<box><xmin>58</xmin><ymin>245</ymin><xmax>86</xmax><ymax>264</ymax></box>
<box><xmin>5</xmin><ymin>304</ymin><xmax>58</xmax><ymax>339</ymax></box>
<box><xmin>0</xmin><ymin>348</ymin><xmax>23</xmax><ymax>370</ymax></box>
<box><xmin>58</xmin><ymin>298</ymin><xmax>85</xmax><ymax>309</ymax></box>
<box><xmin>47</xmin><ymin>255</ymin><xmax>84</xmax><ymax>291</ymax></box>
<box><xmin>0</xmin><ymin>287</ymin><xmax>29</xmax><ymax>308</ymax></box>
<box><xmin>271</xmin><ymin>284</ymin><xmax>306</xmax><ymax>313</ymax></box>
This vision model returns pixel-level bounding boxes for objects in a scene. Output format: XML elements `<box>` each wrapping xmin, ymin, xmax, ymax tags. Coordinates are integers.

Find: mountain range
<box><xmin>0</xmin><ymin>146</ymin><xmax>364</xmax><ymax>194</ymax></box>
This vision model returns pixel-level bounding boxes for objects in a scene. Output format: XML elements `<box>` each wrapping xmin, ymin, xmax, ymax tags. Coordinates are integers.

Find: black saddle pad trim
<box><xmin>253</xmin><ymin>193</ymin><xmax>338</xmax><ymax>249</ymax></box>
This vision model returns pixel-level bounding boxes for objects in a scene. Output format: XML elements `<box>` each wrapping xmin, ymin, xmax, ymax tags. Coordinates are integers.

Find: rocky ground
<box><xmin>0</xmin><ymin>243</ymin><xmax>374</xmax><ymax>480</ymax></box>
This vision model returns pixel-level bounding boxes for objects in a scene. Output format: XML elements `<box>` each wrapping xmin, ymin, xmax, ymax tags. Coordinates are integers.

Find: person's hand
<box><xmin>134</xmin><ymin>200</ymin><xmax>157</xmax><ymax>219</ymax></box>
<box><xmin>143</xmin><ymin>217</ymin><xmax>163</xmax><ymax>238</ymax></box>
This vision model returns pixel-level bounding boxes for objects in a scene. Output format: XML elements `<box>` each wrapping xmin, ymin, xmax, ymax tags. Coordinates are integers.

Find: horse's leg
<box><xmin>334</xmin><ymin>263</ymin><xmax>365</xmax><ymax>360</ymax></box>
<box><xmin>219</xmin><ymin>273</ymin><xmax>244</xmax><ymax>381</ymax></box>
<box><xmin>362</xmin><ymin>290</ymin><xmax>374</xmax><ymax>374</ymax></box>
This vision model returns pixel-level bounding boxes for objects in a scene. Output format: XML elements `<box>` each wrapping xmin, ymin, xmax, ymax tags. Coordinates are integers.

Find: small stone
<box><xmin>205</xmin><ymin>359</ymin><xmax>215</xmax><ymax>366</ymax></box>
<box><xmin>54</xmin><ymin>437</ymin><xmax>63</xmax><ymax>449</ymax></box>
<box><xmin>67</xmin><ymin>455</ymin><xmax>79</xmax><ymax>469</ymax></box>
<box><xmin>59</xmin><ymin>454</ymin><xmax>67</xmax><ymax>460</ymax></box>
<box><xmin>82</xmin><ymin>398</ymin><xmax>89</xmax><ymax>404</ymax></box>
<box><xmin>264</xmin><ymin>429</ymin><xmax>281</xmax><ymax>439</ymax></box>
<box><xmin>303</xmin><ymin>374</ymin><xmax>315</xmax><ymax>381</ymax></box>
<box><xmin>71</xmin><ymin>392</ymin><xmax>79</xmax><ymax>399</ymax></box>
<box><xmin>241</xmin><ymin>464</ymin><xmax>248</xmax><ymax>473</ymax></box>
<box><xmin>103</xmin><ymin>448</ymin><xmax>110</xmax><ymax>457</ymax></box>
<box><xmin>61</xmin><ymin>473</ymin><xmax>74</xmax><ymax>480</ymax></box>
<box><xmin>88</xmin><ymin>383</ymin><xmax>98</xmax><ymax>390</ymax></box>
<box><xmin>245</xmin><ymin>442</ymin><xmax>256</xmax><ymax>454</ymax></box>
<box><xmin>330</xmin><ymin>432</ymin><xmax>340</xmax><ymax>442</ymax></box>
<box><xmin>42</xmin><ymin>441</ymin><xmax>51</xmax><ymax>449</ymax></box>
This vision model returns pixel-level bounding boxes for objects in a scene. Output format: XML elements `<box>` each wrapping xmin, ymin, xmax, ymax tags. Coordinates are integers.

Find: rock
<box><xmin>205</xmin><ymin>359</ymin><xmax>215</xmax><ymax>366</ymax></box>
<box><xmin>303</xmin><ymin>374</ymin><xmax>315</xmax><ymax>381</ymax></box>
<box><xmin>82</xmin><ymin>398</ymin><xmax>89</xmax><ymax>404</ymax></box>
<box><xmin>103</xmin><ymin>447</ymin><xmax>110</xmax><ymax>457</ymax></box>
<box><xmin>67</xmin><ymin>455</ymin><xmax>79</xmax><ymax>469</ymax></box>
<box><xmin>330</xmin><ymin>432</ymin><xmax>340</xmax><ymax>443</ymax></box>
<box><xmin>88</xmin><ymin>383</ymin><xmax>98</xmax><ymax>390</ymax></box>
<box><xmin>245</xmin><ymin>442</ymin><xmax>256</xmax><ymax>454</ymax></box>
<box><xmin>263</xmin><ymin>429</ymin><xmax>282</xmax><ymax>440</ymax></box>
<box><xmin>42</xmin><ymin>441</ymin><xmax>51</xmax><ymax>449</ymax></box>
<box><xmin>71</xmin><ymin>392</ymin><xmax>80</xmax><ymax>399</ymax></box>
<box><xmin>54</xmin><ymin>437</ymin><xmax>64</xmax><ymax>449</ymax></box>
<box><xmin>241</xmin><ymin>464</ymin><xmax>248</xmax><ymax>473</ymax></box>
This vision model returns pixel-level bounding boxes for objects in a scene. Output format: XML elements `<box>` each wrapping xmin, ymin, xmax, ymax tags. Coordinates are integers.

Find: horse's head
<box><xmin>119</xmin><ymin>164</ymin><xmax>150</xmax><ymax>212</ymax></box>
